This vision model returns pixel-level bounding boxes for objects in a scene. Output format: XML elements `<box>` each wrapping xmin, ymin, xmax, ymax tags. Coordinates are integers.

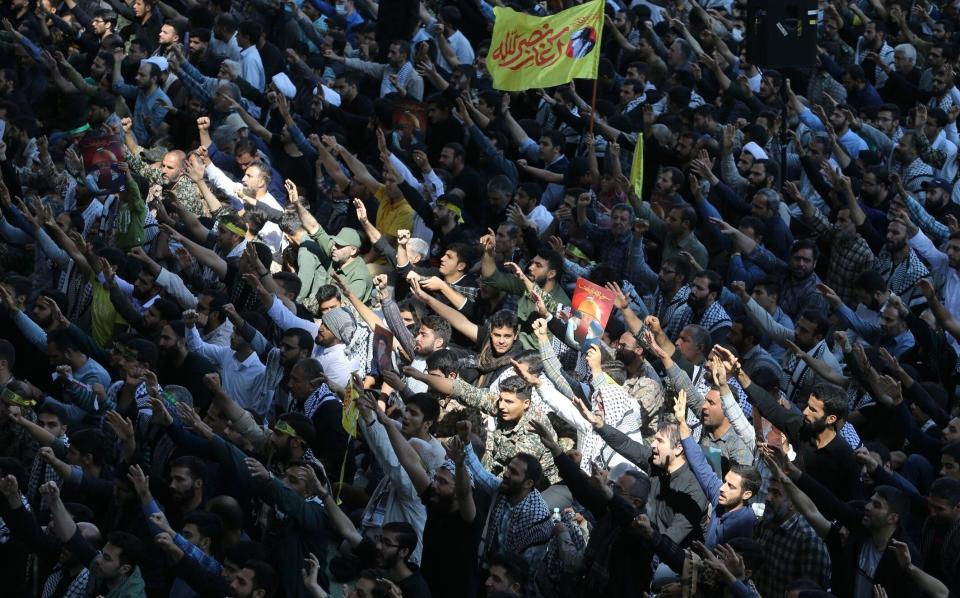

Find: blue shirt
<box><xmin>112</xmin><ymin>81</ymin><xmax>171</xmax><ymax>145</ymax></box>
<box><xmin>681</xmin><ymin>436</ymin><xmax>756</xmax><ymax>548</ymax></box>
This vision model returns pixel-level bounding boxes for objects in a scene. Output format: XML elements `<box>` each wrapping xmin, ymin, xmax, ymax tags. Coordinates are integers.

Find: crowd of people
<box><xmin>5</xmin><ymin>0</ymin><xmax>960</xmax><ymax>597</ymax></box>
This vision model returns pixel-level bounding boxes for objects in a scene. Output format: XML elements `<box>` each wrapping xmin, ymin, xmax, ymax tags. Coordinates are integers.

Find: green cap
<box><xmin>330</xmin><ymin>227</ymin><xmax>362</xmax><ymax>248</ymax></box>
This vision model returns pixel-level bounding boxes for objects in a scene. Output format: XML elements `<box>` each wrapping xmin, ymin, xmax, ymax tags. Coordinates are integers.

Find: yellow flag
<box><xmin>341</xmin><ymin>374</ymin><xmax>362</xmax><ymax>437</ymax></box>
<box><xmin>487</xmin><ymin>0</ymin><xmax>604</xmax><ymax>92</ymax></box>
<box><xmin>630</xmin><ymin>132</ymin><xmax>644</xmax><ymax>198</ymax></box>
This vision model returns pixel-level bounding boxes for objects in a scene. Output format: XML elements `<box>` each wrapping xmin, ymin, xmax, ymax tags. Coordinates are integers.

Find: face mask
<box><xmin>335</xmin><ymin>3</ymin><xmax>347</xmax><ymax>15</ymax></box>
<box><xmin>731</xmin><ymin>27</ymin><xmax>744</xmax><ymax>42</ymax></box>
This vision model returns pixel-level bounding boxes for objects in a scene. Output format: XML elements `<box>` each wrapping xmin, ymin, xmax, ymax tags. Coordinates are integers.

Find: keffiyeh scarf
<box><xmin>579</xmin><ymin>383</ymin><xmax>642</xmax><ymax>471</ymax></box>
<box><xmin>484</xmin><ymin>489</ymin><xmax>553</xmax><ymax>558</ymax></box>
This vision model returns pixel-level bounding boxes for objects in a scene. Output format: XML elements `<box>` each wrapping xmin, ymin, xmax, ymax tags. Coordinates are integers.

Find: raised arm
<box><xmin>409</xmin><ymin>278</ymin><xmax>478</xmax><ymax>341</ymax></box>
<box><xmin>374</xmin><ymin>404</ymin><xmax>431</xmax><ymax>495</ymax></box>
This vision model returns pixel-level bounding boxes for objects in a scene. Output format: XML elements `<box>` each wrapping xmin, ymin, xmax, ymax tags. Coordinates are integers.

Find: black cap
<box><xmin>922</xmin><ymin>177</ymin><xmax>952</xmax><ymax>191</ymax></box>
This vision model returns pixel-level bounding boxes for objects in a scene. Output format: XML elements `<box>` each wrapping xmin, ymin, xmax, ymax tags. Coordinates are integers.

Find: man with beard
<box><xmin>901</xmin><ymin>177</ymin><xmax>960</xmax><ymax>245</ymax></box>
<box><xmin>111</xmin><ymin>47</ymin><xmax>170</xmax><ymax>144</ymax></box>
<box><xmin>736</xmin><ymin>350</ymin><xmax>862</xmax><ymax>500</ymax></box>
<box><xmin>184</xmin><ymin>307</ymin><xmax>268</xmax><ymax>418</ymax></box>
<box><xmin>612</xmin><ymin>330</ymin><xmax>664</xmax><ymax>442</ymax></box>
<box><xmin>228</xmin><ymin>560</ymin><xmax>275</xmax><ymax>598</ymax></box>
<box><xmin>223</xmin><ymin>304</ymin><xmax>313</xmax><ymax>415</ymax></box>
<box><xmin>728</xmin><ymin>318</ymin><xmax>782</xmax><ymax>383</ymax></box>
<box><xmin>905</xmin><ymin>212</ymin><xmax>960</xmax><ymax>353</ymax></box>
<box><xmin>873</xmin><ymin>222</ymin><xmax>930</xmax><ymax>310</ymax></box>
<box><xmin>186</xmin><ymin>28</ymin><xmax>221</xmax><ymax>77</ymax></box>
<box><xmin>891</xmin><ymin>131</ymin><xmax>935</xmax><ymax>193</ymax></box>
<box><xmin>166</xmin><ymin>457</ymin><xmax>206</xmax><ymax>525</ymax></box>
<box><xmin>122</xmin><ymin>122</ymin><xmax>205</xmax><ymax>217</ymax></box>
<box><xmin>664</xmin><ymin>270</ymin><xmax>731</xmax><ymax>347</ymax></box>
<box><xmin>130</xmin><ymin>455</ymin><xmax>206</xmax><ymax>534</ymax></box>
<box><xmin>458</xmin><ymin>421</ymin><xmax>554</xmax><ymax>570</ymax></box>
<box><xmin>531</xmin><ymin>416</ymin><xmax>653</xmax><ymax>597</ymax></box>
<box><xmin>646</xmin><ymin>257</ymin><xmax>691</xmax><ymax>326</ymax></box>
<box><xmin>481</xmin><ymin>230</ymin><xmax>569</xmax><ymax>349</ymax></box>
<box><xmin>156</xmin><ymin>321</ymin><xmax>216</xmax><ymax>413</ymax></box>
<box><xmin>576</xmin><ymin>202</ymin><xmax>658</xmax><ymax>293</ymax></box>
<box><xmin>410</xmin><ymin>190</ymin><xmax>472</xmax><ymax>266</ymax></box>
<box><xmin>370</xmin><ymin>522</ymin><xmax>431</xmax><ymax>598</ymax></box>
<box><xmin>0</xmin><ymin>473</ymin><xmax>102</xmax><ymax>598</ymax></box>
<box><xmin>773</xmin><ymin>459</ymin><xmax>918</xmax><ymax>597</ymax></box>
<box><xmin>926</xmin><ymin>66</ymin><xmax>960</xmax><ymax>112</ymax></box>
<box><xmin>742</xmin><ymin>283</ymin><xmax>843</xmax><ymax>402</ymax></box>
<box><xmin>102</xmin><ymin>245</ymin><xmax>164</xmax><ymax>309</ymax></box>
<box><xmin>289</xmin><ymin>187</ymin><xmax>372</xmax><ymax>301</ymax></box>
<box><xmin>749</xmin><ymin>463</ymin><xmax>831</xmax><ymax>596</ymax></box>
<box><xmin>674</xmin><ymin>391</ymin><xmax>758</xmax><ymax>547</ymax></box>
<box><xmin>417</xmin><ymin>434</ymin><xmax>480</xmax><ymax>598</ymax></box>
<box><xmin>204</xmin><ymin>160</ymin><xmax>283</xmax><ymax>220</ymax></box>
<box><xmin>856</xmin><ymin>20</ymin><xmax>895</xmax><ymax>87</ymax></box>
<box><xmin>45</xmin><ymin>481</ymin><xmax>147</xmax><ymax>598</ymax></box>
<box><xmin>637</xmin><ymin>201</ymin><xmax>709</xmax><ymax>276</ymax></box>
<box><xmin>742</xmin><ymin>239</ymin><xmax>830</xmax><ymax>321</ymax></box>
<box><xmin>589</xmin><ymin>410</ymin><xmax>708</xmax><ymax>548</ymax></box>
<box><xmin>795</xmin><ymin>192</ymin><xmax>877</xmax><ymax>305</ymax></box>
<box><xmin>205</xmin><ymin>432</ymin><xmax>327</xmax><ymax>598</ymax></box>
<box><xmin>823</xmin><ymin>284</ymin><xmax>916</xmax><ymax>357</ymax></box>
<box><xmin>919</xmin><ymin>477</ymin><xmax>960</xmax><ymax>593</ymax></box>
<box><xmin>367</xmin><ymin>404</ymin><xmax>452</xmax><ymax>596</ymax></box>
<box><xmin>283</xmin><ymin>358</ymin><xmax>351</xmax><ymax>478</ymax></box>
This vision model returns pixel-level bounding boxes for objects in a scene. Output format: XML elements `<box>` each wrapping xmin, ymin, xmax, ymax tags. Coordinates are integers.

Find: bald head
<box><xmin>161</xmin><ymin>150</ymin><xmax>185</xmax><ymax>181</ymax></box>
<box><xmin>77</xmin><ymin>521</ymin><xmax>102</xmax><ymax>545</ymax></box>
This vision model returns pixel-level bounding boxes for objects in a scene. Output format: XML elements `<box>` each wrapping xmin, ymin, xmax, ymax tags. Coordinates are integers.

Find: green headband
<box><xmin>2</xmin><ymin>388</ymin><xmax>36</xmax><ymax>408</ymax></box>
<box><xmin>66</xmin><ymin>123</ymin><xmax>92</xmax><ymax>137</ymax></box>
<box><xmin>438</xmin><ymin>200</ymin><xmax>465</xmax><ymax>224</ymax></box>
<box><xmin>221</xmin><ymin>221</ymin><xmax>246</xmax><ymax>236</ymax></box>
<box><xmin>565</xmin><ymin>245</ymin><xmax>591</xmax><ymax>262</ymax></box>
<box><xmin>274</xmin><ymin>419</ymin><xmax>299</xmax><ymax>439</ymax></box>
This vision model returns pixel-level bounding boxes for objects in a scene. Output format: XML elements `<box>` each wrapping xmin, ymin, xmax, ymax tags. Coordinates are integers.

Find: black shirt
<box><xmin>420</xmin><ymin>498</ymin><xmax>482</xmax><ymax>598</ymax></box>
<box><xmin>395</xmin><ymin>565</ymin><xmax>433</xmax><ymax>598</ymax></box>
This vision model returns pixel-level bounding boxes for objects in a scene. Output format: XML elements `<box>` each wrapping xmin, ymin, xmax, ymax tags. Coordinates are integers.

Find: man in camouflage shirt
<box><xmin>125</xmin><ymin>143</ymin><xmax>208</xmax><ymax>217</ymax></box>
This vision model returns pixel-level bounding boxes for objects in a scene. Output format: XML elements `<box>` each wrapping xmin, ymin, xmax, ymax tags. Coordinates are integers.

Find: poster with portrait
<box><xmin>79</xmin><ymin>133</ymin><xmax>126</xmax><ymax>193</ymax></box>
<box><xmin>565</xmin><ymin>277</ymin><xmax>616</xmax><ymax>345</ymax></box>
<box><xmin>371</xmin><ymin>325</ymin><xmax>395</xmax><ymax>378</ymax></box>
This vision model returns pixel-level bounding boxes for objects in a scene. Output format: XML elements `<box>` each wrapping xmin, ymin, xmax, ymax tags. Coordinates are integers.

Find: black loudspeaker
<box><xmin>745</xmin><ymin>0</ymin><xmax>818</xmax><ymax>68</ymax></box>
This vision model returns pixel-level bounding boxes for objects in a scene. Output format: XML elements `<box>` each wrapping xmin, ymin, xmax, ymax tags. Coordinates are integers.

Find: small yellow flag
<box><xmin>487</xmin><ymin>0</ymin><xmax>604</xmax><ymax>92</ymax></box>
<box><xmin>341</xmin><ymin>374</ymin><xmax>362</xmax><ymax>437</ymax></box>
<box><xmin>630</xmin><ymin>132</ymin><xmax>644</xmax><ymax>198</ymax></box>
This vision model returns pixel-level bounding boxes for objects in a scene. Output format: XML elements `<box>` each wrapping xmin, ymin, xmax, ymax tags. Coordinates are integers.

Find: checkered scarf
<box><xmin>380</xmin><ymin>62</ymin><xmax>414</xmax><ymax>97</ymax></box>
<box><xmin>27</xmin><ymin>435</ymin><xmax>69</xmax><ymax>506</ymax></box>
<box><xmin>485</xmin><ymin>489</ymin><xmax>553</xmax><ymax>557</ymax></box>
<box><xmin>540</xmin><ymin>510</ymin><xmax>589</xmax><ymax>584</ymax></box>
<box><xmin>877</xmin><ymin>248</ymin><xmax>929</xmax><ymax>306</ymax></box>
<box><xmin>42</xmin><ymin>566</ymin><xmax>89</xmax><ymax>598</ymax></box>
<box><xmin>579</xmin><ymin>383</ymin><xmax>642</xmax><ymax>470</ymax></box>
<box><xmin>665</xmin><ymin>301</ymin><xmax>730</xmax><ymax>341</ymax></box>
<box><xmin>302</xmin><ymin>383</ymin><xmax>340</xmax><ymax>419</ymax></box>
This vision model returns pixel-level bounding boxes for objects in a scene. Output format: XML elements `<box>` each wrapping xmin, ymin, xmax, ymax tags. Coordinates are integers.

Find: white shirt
<box><xmin>908</xmin><ymin>229</ymin><xmax>960</xmax><ymax>354</ymax></box>
<box><xmin>210</xmin><ymin>33</ymin><xmax>242</xmax><ymax>62</ymax></box>
<box><xmin>527</xmin><ymin>205</ymin><xmax>555</xmax><ymax>235</ymax></box>
<box><xmin>186</xmin><ymin>324</ymin><xmax>268</xmax><ymax>417</ymax></box>
<box><xmin>204</xmin><ymin>163</ymin><xmax>283</xmax><ymax>213</ymax></box>
<box><xmin>238</xmin><ymin>45</ymin><xmax>266</xmax><ymax>91</ymax></box>
<box><xmin>265</xmin><ymin>296</ymin><xmax>359</xmax><ymax>387</ymax></box>
<box><xmin>932</xmin><ymin>131</ymin><xmax>959</xmax><ymax>182</ymax></box>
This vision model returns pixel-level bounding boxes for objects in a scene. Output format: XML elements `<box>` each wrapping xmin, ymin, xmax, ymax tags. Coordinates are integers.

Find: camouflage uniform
<box><xmin>452</xmin><ymin>379</ymin><xmax>560</xmax><ymax>485</ymax></box>
<box><xmin>126</xmin><ymin>151</ymin><xmax>208</xmax><ymax>217</ymax></box>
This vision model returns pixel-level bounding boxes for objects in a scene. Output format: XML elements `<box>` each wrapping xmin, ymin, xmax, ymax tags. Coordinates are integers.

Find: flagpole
<box><xmin>587</xmin><ymin>76</ymin><xmax>599</xmax><ymax>136</ymax></box>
